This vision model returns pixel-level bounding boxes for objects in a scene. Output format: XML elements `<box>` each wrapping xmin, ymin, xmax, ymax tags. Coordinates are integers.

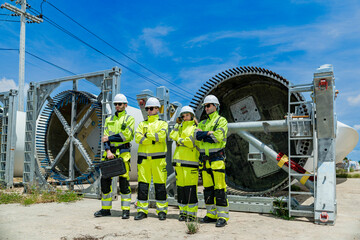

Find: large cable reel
<box><xmin>36</xmin><ymin>90</ymin><xmax>102</xmax><ymax>184</ymax></box>
<box><xmin>189</xmin><ymin>66</ymin><xmax>312</xmax><ymax>196</ymax></box>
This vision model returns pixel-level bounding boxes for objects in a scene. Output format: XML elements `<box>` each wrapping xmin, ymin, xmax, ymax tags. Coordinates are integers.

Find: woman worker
<box><xmin>169</xmin><ymin>106</ymin><xmax>200</xmax><ymax>222</ymax></box>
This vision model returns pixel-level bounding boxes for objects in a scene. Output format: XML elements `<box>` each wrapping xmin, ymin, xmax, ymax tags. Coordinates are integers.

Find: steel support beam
<box><xmin>313</xmin><ymin>65</ymin><xmax>337</xmax><ymax>225</ymax></box>
<box><xmin>236</xmin><ymin>130</ymin><xmax>314</xmax><ymax>190</ymax></box>
<box><xmin>228</xmin><ymin>120</ymin><xmax>288</xmax><ymax>134</ymax></box>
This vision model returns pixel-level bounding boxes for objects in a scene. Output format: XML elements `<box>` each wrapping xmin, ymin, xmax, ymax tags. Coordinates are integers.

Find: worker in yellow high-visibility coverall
<box><xmin>134</xmin><ymin>97</ymin><xmax>168</xmax><ymax>221</ymax></box>
<box><xmin>94</xmin><ymin>94</ymin><xmax>135</xmax><ymax>219</ymax></box>
<box><xmin>195</xmin><ymin>95</ymin><xmax>229</xmax><ymax>227</ymax></box>
<box><xmin>169</xmin><ymin>106</ymin><xmax>200</xmax><ymax>222</ymax></box>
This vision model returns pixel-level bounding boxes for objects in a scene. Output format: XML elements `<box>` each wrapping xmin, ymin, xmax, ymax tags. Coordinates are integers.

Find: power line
<box><xmin>29</xmin><ymin>7</ymin><xmax>161</xmax><ymax>85</ymax></box>
<box><xmin>127</xmin><ymin>95</ymin><xmax>137</xmax><ymax>103</ymax></box>
<box><xmin>0</xmin><ymin>48</ymin><xmax>18</xmax><ymax>51</ymax></box>
<box><xmin>25</xmin><ymin>51</ymin><xmax>76</xmax><ymax>75</ymax></box>
<box><xmin>0</xmin><ymin>48</ymin><xmax>75</xmax><ymax>75</ymax></box>
<box><xmin>1</xmin><ymin>47</ymin><xmax>138</xmax><ymax>104</ymax></box>
<box><xmin>0</xmin><ymin>19</ymin><xmax>20</xmax><ymax>22</ymax></box>
<box><xmin>27</xmin><ymin>7</ymin><xmax>161</xmax><ymax>88</ymax></box>
<box><xmin>26</xmin><ymin>7</ymin><xmax>193</xmax><ymax>101</ymax></box>
<box><xmin>44</xmin><ymin>1</ymin><xmax>194</xmax><ymax>98</ymax></box>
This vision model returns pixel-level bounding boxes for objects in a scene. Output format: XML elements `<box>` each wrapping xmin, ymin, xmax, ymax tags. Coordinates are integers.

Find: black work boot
<box><xmin>94</xmin><ymin>209</ymin><xmax>111</xmax><ymax>217</ymax></box>
<box><xmin>200</xmin><ymin>216</ymin><xmax>217</xmax><ymax>223</ymax></box>
<box><xmin>215</xmin><ymin>218</ymin><xmax>227</xmax><ymax>227</ymax></box>
<box><xmin>122</xmin><ymin>210</ymin><xmax>130</xmax><ymax>219</ymax></box>
<box><xmin>158</xmin><ymin>212</ymin><xmax>167</xmax><ymax>221</ymax></box>
<box><xmin>134</xmin><ymin>212</ymin><xmax>147</xmax><ymax>220</ymax></box>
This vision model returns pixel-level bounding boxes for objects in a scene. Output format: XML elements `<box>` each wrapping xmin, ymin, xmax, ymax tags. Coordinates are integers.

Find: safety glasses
<box><xmin>204</xmin><ymin>104</ymin><xmax>213</xmax><ymax>108</ymax></box>
<box><xmin>114</xmin><ymin>103</ymin><xmax>124</xmax><ymax>106</ymax></box>
<box><xmin>145</xmin><ymin>107</ymin><xmax>155</xmax><ymax>111</ymax></box>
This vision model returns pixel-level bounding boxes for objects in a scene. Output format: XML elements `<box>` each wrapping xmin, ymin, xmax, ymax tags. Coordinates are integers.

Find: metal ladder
<box><xmin>287</xmin><ymin>83</ymin><xmax>317</xmax><ymax>218</ymax></box>
<box><xmin>23</xmin><ymin>84</ymin><xmax>36</xmax><ymax>185</ymax></box>
<box><xmin>100</xmin><ymin>75</ymin><xmax>119</xmax><ymax>199</ymax></box>
<box><xmin>0</xmin><ymin>90</ymin><xmax>18</xmax><ymax>188</ymax></box>
<box><xmin>0</xmin><ymin>95</ymin><xmax>9</xmax><ymax>186</ymax></box>
<box><xmin>100</xmin><ymin>76</ymin><xmax>114</xmax><ymax>159</ymax></box>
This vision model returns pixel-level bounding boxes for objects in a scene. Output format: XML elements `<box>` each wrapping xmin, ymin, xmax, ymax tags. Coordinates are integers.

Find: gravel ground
<box><xmin>0</xmin><ymin>178</ymin><xmax>359</xmax><ymax>240</ymax></box>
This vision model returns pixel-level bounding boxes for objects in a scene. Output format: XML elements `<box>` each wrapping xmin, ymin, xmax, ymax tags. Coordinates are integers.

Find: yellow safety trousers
<box><xmin>137</xmin><ymin>156</ymin><xmax>168</xmax><ymax>214</ymax></box>
<box><xmin>175</xmin><ymin>164</ymin><xmax>198</xmax><ymax>218</ymax></box>
<box><xmin>201</xmin><ymin>159</ymin><xmax>229</xmax><ymax>221</ymax></box>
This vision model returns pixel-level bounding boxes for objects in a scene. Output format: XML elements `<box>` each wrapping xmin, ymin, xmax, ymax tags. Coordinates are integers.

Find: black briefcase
<box><xmin>98</xmin><ymin>157</ymin><xmax>126</xmax><ymax>178</ymax></box>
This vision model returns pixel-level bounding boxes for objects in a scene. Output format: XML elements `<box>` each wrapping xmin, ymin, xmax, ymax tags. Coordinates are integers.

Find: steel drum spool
<box><xmin>190</xmin><ymin>67</ymin><xmax>311</xmax><ymax>196</ymax></box>
<box><xmin>36</xmin><ymin>90</ymin><xmax>102</xmax><ymax>184</ymax></box>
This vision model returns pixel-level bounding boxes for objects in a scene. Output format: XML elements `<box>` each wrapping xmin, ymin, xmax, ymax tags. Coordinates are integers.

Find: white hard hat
<box><xmin>179</xmin><ymin>106</ymin><xmax>195</xmax><ymax>116</ymax></box>
<box><xmin>202</xmin><ymin>95</ymin><xmax>220</xmax><ymax>106</ymax></box>
<box><xmin>145</xmin><ymin>97</ymin><xmax>161</xmax><ymax>108</ymax></box>
<box><xmin>113</xmin><ymin>94</ymin><xmax>128</xmax><ymax>103</ymax></box>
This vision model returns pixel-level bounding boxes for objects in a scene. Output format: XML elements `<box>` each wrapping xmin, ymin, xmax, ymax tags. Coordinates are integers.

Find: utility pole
<box><xmin>1</xmin><ymin>0</ymin><xmax>43</xmax><ymax>111</ymax></box>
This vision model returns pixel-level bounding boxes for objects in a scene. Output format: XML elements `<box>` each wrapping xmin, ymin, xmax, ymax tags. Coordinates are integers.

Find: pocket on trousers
<box><xmin>211</xmin><ymin>160</ymin><xmax>225</xmax><ymax>170</ymax></box>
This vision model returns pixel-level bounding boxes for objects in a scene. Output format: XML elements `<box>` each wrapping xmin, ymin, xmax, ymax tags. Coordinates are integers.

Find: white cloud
<box><xmin>0</xmin><ymin>77</ymin><xmax>17</xmax><ymax>92</ymax></box>
<box><xmin>186</xmin><ymin>22</ymin><xmax>350</xmax><ymax>53</ymax></box>
<box><xmin>140</xmin><ymin>26</ymin><xmax>174</xmax><ymax>56</ymax></box>
<box><xmin>185</xmin><ymin>7</ymin><xmax>360</xmax><ymax>56</ymax></box>
<box><xmin>347</xmin><ymin>94</ymin><xmax>360</xmax><ymax>106</ymax></box>
<box><xmin>354</xmin><ymin>124</ymin><xmax>360</xmax><ymax>131</ymax></box>
<box><xmin>0</xmin><ymin>77</ymin><xmax>29</xmax><ymax>104</ymax></box>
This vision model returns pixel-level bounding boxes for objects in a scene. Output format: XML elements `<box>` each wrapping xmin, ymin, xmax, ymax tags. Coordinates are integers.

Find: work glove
<box><xmin>176</xmin><ymin>117</ymin><xmax>182</xmax><ymax>124</ymax></box>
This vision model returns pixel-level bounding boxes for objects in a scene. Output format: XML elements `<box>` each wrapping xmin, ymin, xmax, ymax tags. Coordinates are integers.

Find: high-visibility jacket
<box><xmin>169</xmin><ymin>120</ymin><xmax>199</xmax><ymax>167</ymax></box>
<box><xmin>103</xmin><ymin>110</ymin><xmax>135</xmax><ymax>161</ymax></box>
<box><xmin>135</xmin><ymin>114</ymin><xmax>168</xmax><ymax>157</ymax></box>
<box><xmin>197</xmin><ymin>111</ymin><xmax>228</xmax><ymax>156</ymax></box>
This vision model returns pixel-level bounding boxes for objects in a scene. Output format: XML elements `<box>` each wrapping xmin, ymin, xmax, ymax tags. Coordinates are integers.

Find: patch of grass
<box><xmin>186</xmin><ymin>220</ymin><xmax>199</xmax><ymax>234</ymax></box>
<box><xmin>41</xmin><ymin>190</ymin><xmax>57</xmax><ymax>203</ymax></box>
<box><xmin>336</xmin><ymin>168</ymin><xmax>346</xmax><ymax>174</ymax></box>
<box><xmin>23</xmin><ymin>196</ymin><xmax>37</xmax><ymax>206</ymax></box>
<box><xmin>56</xmin><ymin>190</ymin><xmax>82</xmax><ymax>203</ymax></box>
<box><xmin>0</xmin><ymin>188</ymin><xmax>83</xmax><ymax>205</ymax></box>
<box><xmin>336</xmin><ymin>168</ymin><xmax>360</xmax><ymax>178</ymax></box>
<box><xmin>0</xmin><ymin>192</ymin><xmax>23</xmax><ymax>204</ymax></box>
<box><xmin>271</xmin><ymin>197</ymin><xmax>294</xmax><ymax>220</ymax></box>
<box><xmin>336</xmin><ymin>173</ymin><xmax>360</xmax><ymax>178</ymax></box>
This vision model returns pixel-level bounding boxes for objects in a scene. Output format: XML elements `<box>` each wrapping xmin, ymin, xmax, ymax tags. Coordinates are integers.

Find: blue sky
<box><xmin>0</xmin><ymin>0</ymin><xmax>359</xmax><ymax>159</ymax></box>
